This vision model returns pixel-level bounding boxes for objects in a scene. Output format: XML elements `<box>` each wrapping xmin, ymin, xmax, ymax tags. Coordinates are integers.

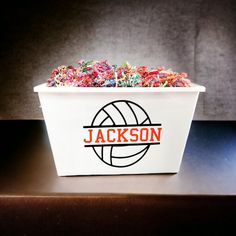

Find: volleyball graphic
<box><xmin>90</xmin><ymin>100</ymin><xmax>152</xmax><ymax>168</ymax></box>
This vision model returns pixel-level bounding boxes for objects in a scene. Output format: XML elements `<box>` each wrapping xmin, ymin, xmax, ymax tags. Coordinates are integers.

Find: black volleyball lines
<box><xmin>90</xmin><ymin>100</ymin><xmax>152</xmax><ymax>168</ymax></box>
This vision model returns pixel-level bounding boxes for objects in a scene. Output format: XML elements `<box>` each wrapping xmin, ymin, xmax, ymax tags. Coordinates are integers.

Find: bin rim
<box><xmin>34</xmin><ymin>83</ymin><xmax>205</xmax><ymax>93</ymax></box>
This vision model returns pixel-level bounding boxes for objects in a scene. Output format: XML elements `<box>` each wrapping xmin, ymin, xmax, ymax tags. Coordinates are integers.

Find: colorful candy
<box><xmin>47</xmin><ymin>60</ymin><xmax>190</xmax><ymax>87</ymax></box>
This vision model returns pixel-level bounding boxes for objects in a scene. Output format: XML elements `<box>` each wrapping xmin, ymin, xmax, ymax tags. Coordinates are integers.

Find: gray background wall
<box><xmin>0</xmin><ymin>0</ymin><xmax>235</xmax><ymax>120</ymax></box>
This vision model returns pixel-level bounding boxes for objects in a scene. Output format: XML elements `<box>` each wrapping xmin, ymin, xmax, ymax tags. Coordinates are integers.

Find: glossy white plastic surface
<box><xmin>34</xmin><ymin>83</ymin><xmax>205</xmax><ymax>176</ymax></box>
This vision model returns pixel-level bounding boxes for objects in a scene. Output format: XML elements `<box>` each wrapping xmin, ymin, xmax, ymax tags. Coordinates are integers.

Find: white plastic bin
<box><xmin>34</xmin><ymin>83</ymin><xmax>205</xmax><ymax>176</ymax></box>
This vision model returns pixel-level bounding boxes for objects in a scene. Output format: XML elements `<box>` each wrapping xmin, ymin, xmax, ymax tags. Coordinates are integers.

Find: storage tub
<box><xmin>34</xmin><ymin>83</ymin><xmax>205</xmax><ymax>176</ymax></box>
